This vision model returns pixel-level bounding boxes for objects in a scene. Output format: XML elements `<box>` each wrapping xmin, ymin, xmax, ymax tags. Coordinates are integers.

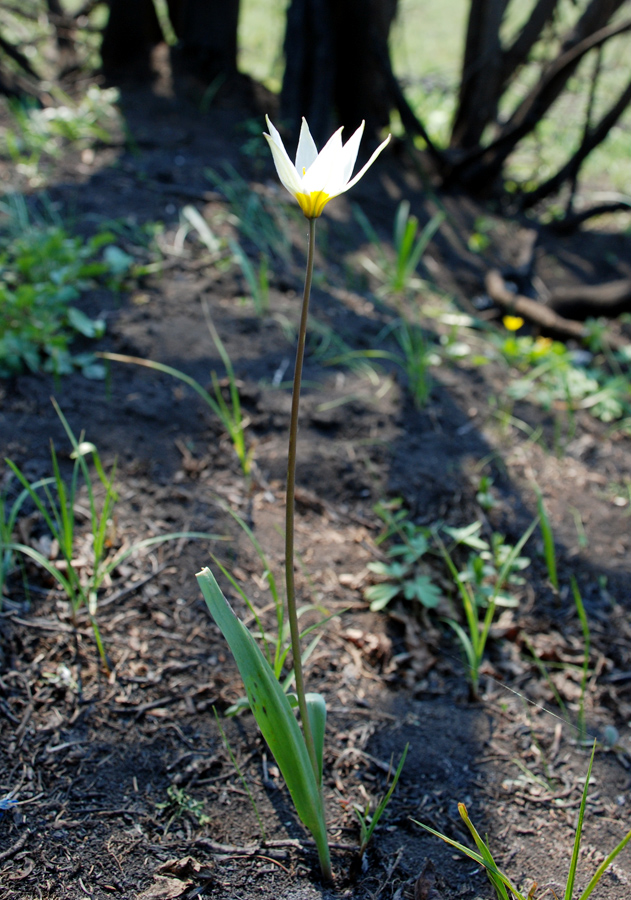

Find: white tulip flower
<box><xmin>264</xmin><ymin>115</ymin><xmax>390</xmax><ymax>219</ymax></box>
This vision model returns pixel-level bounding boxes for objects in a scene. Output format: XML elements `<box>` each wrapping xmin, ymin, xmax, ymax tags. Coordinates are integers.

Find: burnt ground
<box><xmin>1</xmin><ymin>84</ymin><xmax>631</xmax><ymax>900</ymax></box>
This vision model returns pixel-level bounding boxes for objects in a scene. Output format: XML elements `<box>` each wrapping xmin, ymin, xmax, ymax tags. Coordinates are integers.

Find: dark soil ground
<box><xmin>1</xmin><ymin>83</ymin><xmax>631</xmax><ymax>900</ymax></box>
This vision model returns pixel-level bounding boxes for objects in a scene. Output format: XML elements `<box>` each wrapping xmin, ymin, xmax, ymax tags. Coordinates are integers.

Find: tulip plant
<box><xmin>197</xmin><ymin>117</ymin><xmax>390</xmax><ymax>879</ymax></box>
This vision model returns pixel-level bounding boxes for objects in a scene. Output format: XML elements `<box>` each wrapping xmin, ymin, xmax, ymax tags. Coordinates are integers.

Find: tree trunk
<box><xmin>101</xmin><ymin>0</ymin><xmax>240</xmax><ymax>88</ymax></box>
<box><xmin>450</xmin><ymin>0</ymin><xmax>507</xmax><ymax>150</ymax></box>
<box><xmin>101</xmin><ymin>0</ymin><xmax>164</xmax><ymax>82</ymax></box>
<box><xmin>281</xmin><ymin>0</ymin><xmax>397</xmax><ymax>144</ymax></box>
<box><xmin>168</xmin><ymin>0</ymin><xmax>240</xmax><ymax>86</ymax></box>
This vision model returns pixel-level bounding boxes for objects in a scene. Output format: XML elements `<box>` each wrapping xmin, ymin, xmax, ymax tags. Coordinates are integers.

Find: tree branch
<box><xmin>500</xmin><ymin>0</ymin><xmax>560</xmax><ymax>87</ymax></box>
<box><xmin>451</xmin><ymin>16</ymin><xmax>631</xmax><ymax>185</ymax></box>
<box><xmin>521</xmin><ymin>74</ymin><xmax>631</xmax><ymax>208</ymax></box>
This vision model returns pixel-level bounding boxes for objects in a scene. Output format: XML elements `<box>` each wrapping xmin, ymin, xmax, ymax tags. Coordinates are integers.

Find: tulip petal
<box><xmin>265</xmin><ymin>115</ymin><xmax>390</xmax><ymax>218</ymax></box>
<box><xmin>264</xmin><ymin>133</ymin><xmax>303</xmax><ymax>198</ymax></box>
<box><xmin>301</xmin><ymin>126</ymin><xmax>344</xmax><ymax>194</ymax></box>
<box><xmin>265</xmin><ymin>115</ymin><xmax>286</xmax><ymax>152</ymax></box>
<box><xmin>331</xmin><ymin>121</ymin><xmax>365</xmax><ymax>194</ymax></box>
<box><xmin>342</xmin><ymin>133</ymin><xmax>391</xmax><ymax>193</ymax></box>
<box><xmin>295</xmin><ymin>118</ymin><xmax>319</xmax><ymax>175</ymax></box>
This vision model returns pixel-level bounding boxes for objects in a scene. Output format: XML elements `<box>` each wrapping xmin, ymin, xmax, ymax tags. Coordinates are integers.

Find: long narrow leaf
<box><xmin>459</xmin><ymin>803</ymin><xmax>509</xmax><ymax>900</ymax></box>
<box><xmin>579</xmin><ymin>825</ymin><xmax>631</xmax><ymax>900</ymax></box>
<box><xmin>565</xmin><ymin>743</ymin><xmax>595</xmax><ymax>900</ymax></box>
<box><xmin>305</xmin><ymin>692</ymin><xmax>326</xmax><ymax>787</ymax></box>
<box><xmin>197</xmin><ymin>567</ymin><xmax>330</xmax><ymax>872</ymax></box>
<box><xmin>535</xmin><ymin>488</ymin><xmax>558</xmax><ymax>590</ymax></box>
<box><xmin>413</xmin><ymin>818</ymin><xmax>526</xmax><ymax>900</ymax></box>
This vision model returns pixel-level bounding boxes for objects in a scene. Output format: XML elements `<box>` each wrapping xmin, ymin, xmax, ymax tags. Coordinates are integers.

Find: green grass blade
<box><xmin>565</xmin><ymin>742</ymin><xmax>596</xmax><ymax>900</ymax></box>
<box><xmin>535</xmin><ymin>488</ymin><xmax>558</xmax><ymax>591</ymax></box>
<box><xmin>5</xmin><ymin>462</ymin><xmax>61</xmax><ymax>553</ymax></box>
<box><xmin>97</xmin><ymin>352</ymin><xmax>224</xmax><ymax>421</ymax></box>
<box><xmin>360</xmin><ymin>744</ymin><xmax>408</xmax><ymax>851</ymax></box>
<box><xmin>7</xmin><ymin>542</ymin><xmax>75</xmax><ymax>599</ymax></box>
<box><xmin>412</xmin><ymin>818</ymin><xmax>526</xmax><ymax>900</ymax></box>
<box><xmin>406</xmin><ymin>211</ymin><xmax>445</xmax><ymax>275</ymax></box>
<box><xmin>571</xmin><ymin>576</ymin><xmax>591</xmax><ymax>743</ymax></box>
<box><xmin>459</xmin><ymin>803</ymin><xmax>509</xmax><ymax>900</ymax></box>
<box><xmin>578</xmin><ymin>825</ymin><xmax>631</xmax><ymax>899</ymax></box>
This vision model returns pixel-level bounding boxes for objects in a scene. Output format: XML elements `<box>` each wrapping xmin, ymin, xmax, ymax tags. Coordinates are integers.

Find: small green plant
<box><xmin>413</xmin><ymin>744</ymin><xmax>631</xmax><ymax>899</ymax></box>
<box><xmin>325</xmin><ymin>318</ymin><xmax>439</xmax><ymax>408</ymax></box>
<box><xmin>535</xmin><ymin>487</ymin><xmax>558</xmax><ymax>591</ymax></box>
<box><xmin>156</xmin><ymin>785</ymin><xmax>211</xmax><ymax>834</ymax></box>
<box><xmin>5</xmin><ymin>401</ymin><xmax>225</xmax><ymax>670</ymax></box>
<box><xmin>498</xmin><ymin>332</ymin><xmax>631</xmax><ymax>426</ymax></box>
<box><xmin>354</xmin><ymin>744</ymin><xmax>409</xmax><ymax>860</ymax></box>
<box><xmin>476</xmin><ymin>474</ymin><xmax>497</xmax><ymax>511</ymax></box>
<box><xmin>0</xmin><ymin>199</ymin><xmax>135</xmax><ymax>377</ymax></box>
<box><xmin>364</xmin><ymin>502</ymin><xmax>441</xmax><ymax>612</ymax></box>
<box><xmin>354</xmin><ymin>201</ymin><xmax>444</xmax><ymax>295</ymax></box>
<box><xmin>448</xmin><ymin>523</ymin><xmax>532</xmax><ymax>609</ymax></box>
<box><xmin>0</xmin><ymin>474</ymin><xmax>55</xmax><ymax>606</ymax></box>
<box><xmin>467</xmin><ymin>216</ymin><xmax>494</xmax><ymax>254</ymax></box>
<box><xmin>5</xmin><ymin>403</ymin><xmax>118</xmax><ymax>667</ymax></box>
<box><xmin>388</xmin><ymin>318</ymin><xmax>437</xmax><ymax>407</ymax></box>
<box><xmin>230</xmin><ymin>240</ymin><xmax>270</xmax><ymax>315</ymax></box>
<box><xmin>438</xmin><ymin>519</ymin><xmax>537</xmax><ymax>699</ymax></box>
<box><xmin>2</xmin><ymin>87</ymin><xmax>120</xmax><ymax>184</ymax></box>
<box><xmin>571</xmin><ymin>577</ymin><xmax>592</xmax><ymax>745</ymax></box>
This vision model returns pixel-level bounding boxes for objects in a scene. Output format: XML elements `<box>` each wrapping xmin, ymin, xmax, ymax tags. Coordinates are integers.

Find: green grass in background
<box><xmin>238</xmin><ymin>0</ymin><xmax>467</xmax><ymax>97</ymax></box>
<box><xmin>239</xmin><ymin>0</ymin><xmax>289</xmax><ymax>92</ymax></box>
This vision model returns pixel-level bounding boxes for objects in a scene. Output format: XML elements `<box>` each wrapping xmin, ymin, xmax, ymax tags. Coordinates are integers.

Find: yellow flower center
<box><xmin>296</xmin><ymin>190</ymin><xmax>331</xmax><ymax>219</ymax></box>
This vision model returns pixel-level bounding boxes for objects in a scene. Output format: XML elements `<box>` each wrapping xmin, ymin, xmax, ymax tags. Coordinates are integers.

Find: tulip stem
<box><xmin>286</xmin><ymin>217</ymin><xmax>318</xmax><ymax>771</ymax></box>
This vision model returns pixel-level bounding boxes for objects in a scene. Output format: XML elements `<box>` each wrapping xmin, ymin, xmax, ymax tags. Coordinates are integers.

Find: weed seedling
<box><xmin>0</xmin><ymin>196</ymin><xmax>139</xmax><ymax>377</ymax></box>
<box><xmin>156</xmin><ymin>785</ymin><xmax>210</xmax><ymax>834</ymax></box>
<box><xmin>354</xmin><ymin>201</ymin><xmax>444</xmax><ymax>295</ymax></box>
<box><xmin>438</xmin><ymin>518</ymin><xmax>537</xmax><ymax>699</ymax></box>
<box><xmin>414</xmin><ymin>743</ymin><xmax>631</xmax><ymax>900</ymax></box>
<box><xmin>6</xmin><ymin>401</ymin><xmax>226</xmax><ymax>670</ymax></box>
<box><xmin>354</xmin><ymin>744</ymin><xmax>408</xmax><ymax>860</ymax></box>
<box><xmin>364</xmin><ymin>505</ymin><xmax>441</xmax><ymax>611</ymax></box>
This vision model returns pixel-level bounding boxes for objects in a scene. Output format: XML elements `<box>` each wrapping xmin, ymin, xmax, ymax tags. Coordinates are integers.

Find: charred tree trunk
<box><xmin>450</xmin><ymin>0</ymin><xmax>507</xmax><ymax>151</ymax></box>
<box><xmin>101</xmin><ymin>0</ymin><xmax>240</xmax><ymax>88</ymax></box>
<box><xmin>101</xmin><ymin>0</ymin><xmax>164</xmax><ymax>82</ymax></box>
<box><xmin>440</xmin><ymin>0</ymin><xmax>631</xmax><ymax>194</ymax></box>
<box><xmin>167</xmin><ymin>0</ymin><xmax>240</xmax><ymax>87</ymax></box>
<box><xmin>281</xmin><ymin>0</ymin><xmax>397</xmax><ymax>144</ymax></box>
